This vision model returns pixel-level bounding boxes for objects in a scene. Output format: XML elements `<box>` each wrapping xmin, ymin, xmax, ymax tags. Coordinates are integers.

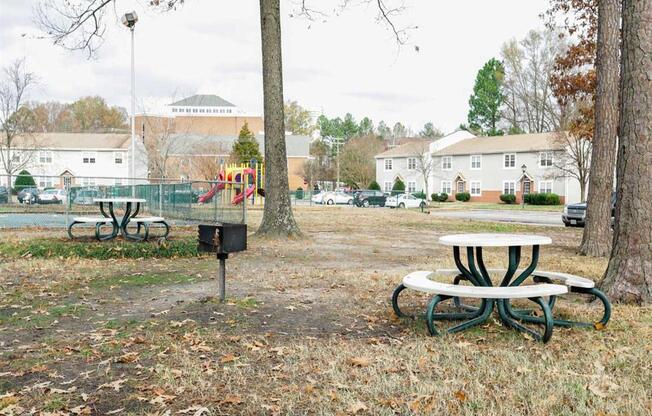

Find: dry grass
<box><xmin>1</xmin><ymin>206</ymin><xmax>651</xmax><ymax>415</ymax></box>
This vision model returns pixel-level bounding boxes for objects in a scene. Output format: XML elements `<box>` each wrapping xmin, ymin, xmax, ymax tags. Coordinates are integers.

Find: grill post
<box><xmin>218</xmin><ymin>253</ymin><xmax>227</xmax><ymax>302</ymax></box>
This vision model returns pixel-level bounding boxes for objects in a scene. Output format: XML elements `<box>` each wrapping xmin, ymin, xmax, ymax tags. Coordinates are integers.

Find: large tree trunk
<box><xmin>256</xmin><ymin>0</ymin><xmax>301</xmax><ymax>237</ymax></box>
<box><xmin>580</xmin><ymin>0</ymin><xmax>621</xmax><ymax>256</ymax></box>
<box><xmin>600</xmin><ymin>0</ymin><xmax>652</xmax><ymax>303</ymax></box>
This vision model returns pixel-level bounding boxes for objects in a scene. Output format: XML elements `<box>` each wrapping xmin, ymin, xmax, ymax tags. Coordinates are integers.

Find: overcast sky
<box><xmin>1</xmin><ymin>0</ymin><xmax>550</xmax><ymax>133</ymax></box>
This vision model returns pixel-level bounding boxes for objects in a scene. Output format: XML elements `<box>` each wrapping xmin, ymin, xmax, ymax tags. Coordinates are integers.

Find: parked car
<box><xmin>323</xmin><ymin>191</ymin><xmax>354</xmax><ymax>205</ymax></box>
<box><xmin>38</xmin><ymin>188</ymin><xmax>67</xmax><ymax>204</ymax></box>
<box><xmin>73</xmin><ymin>189</ymin><xmax>100</xmax><ymax>205</ymax></box>
<box><xmin>17</xmin><ymin>187</ymin><xmax>39</xmax><ymax>204</ymax></box>
<box><xmin>562</xmin><ymin>192</ymin><xmax>616</xmax><ymax>227</ymax></box>
<box><xmin>311</xmin><ymin>192</ymin><xmax>326</xmax><ymax>204</ymax></box>
<box><xmin>0</xmin><ymin>186</ymin><xmax>8</xmax><ymax>204</ymax></box>
<box><xmin>353</xmin><ymin>190</ymin><xmax>386</xmax><ymax>207</ymax></box>
<box><xmin>386</xmin><ymin>193</ymin><xmax>427</xmax><ymax>209</ymax></box>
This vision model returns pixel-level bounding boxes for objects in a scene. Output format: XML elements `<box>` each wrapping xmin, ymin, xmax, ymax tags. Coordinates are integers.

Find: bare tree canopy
<box><xmin>549</xmin><ymin>131</ymin><xmax>591</xmax><ymax>202</ymax></box>
<box><xmin>0</xmin><ymin>59</ymin><xmax>39</xmax><ymax>198</ymax></box>
<box><xmin>500</xmin><ymin>29</ymin><xmax>565</xmax><ymax>133</ymax></box>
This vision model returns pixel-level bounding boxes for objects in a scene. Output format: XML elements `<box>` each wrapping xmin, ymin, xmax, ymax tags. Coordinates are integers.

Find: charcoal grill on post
<box><xmin>198</xmin><ymin>223</ymin><xmax>247</xmax><ymax>301</ymax></box>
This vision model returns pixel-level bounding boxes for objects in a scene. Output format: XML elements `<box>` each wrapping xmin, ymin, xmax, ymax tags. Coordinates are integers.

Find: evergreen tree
<box><xmin>468</xmin><ymin>58</ymin><xmax>505</xmax><ymax>136</ymax></box>
<box><xmin>14</xmin><ymin>170</ymin><xmax>36</xmax><ymax>193</ymax></box>
<box><xmin>392</xmin><ymin>178</ymin><xmax>405</xmax><ymax>193</ymax></box>
<box><xmin>368</xmin><ymin>180</ymin><xmax>381</xmax><ymax>191</ymax></box>
<box><xmin>231</xmin><ymin>122</ymin><xmax>263</xmax><ymax>164</ymax></box>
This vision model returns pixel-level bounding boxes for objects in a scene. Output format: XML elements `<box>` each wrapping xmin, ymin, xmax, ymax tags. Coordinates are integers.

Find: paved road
<box><xmin>0</xmin><ymin>213</ymin><xmax>68</xmax><ymax>228</ymax></box>
<box><xmin>430</xmin><ymin>209</ymin><xmax>564</xmax><ymax>227</ymax></box>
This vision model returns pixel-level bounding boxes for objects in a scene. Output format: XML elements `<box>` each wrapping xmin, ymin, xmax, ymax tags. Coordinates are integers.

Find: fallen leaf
<box><xmin>594</xmin><ymin>322</ymin><xmax>605</xmax><ymax>330</ymax></box>
<box><xmin>98</xmin><ymin>378</ymin><xmax>127</xmax><ymax>392</ymax></box>
<box><xmin>454</xmin><ymin>390</ymin><xmax>467</xmax><ymax>402</ymax></box>
<box><xmin>221</xmin><ymin>394</ymin><xmax>243</xmax><ymax>405</ymax></box>
<box><xmin>116</xmin><ymin>352</ymin><xmax>139</xmax><ymax>363</ymax></box>
<box><xmin>70</xmin><ymin>405</ymin><xmax>92</xmax><ymax>415</ymax></box>
<box><xmin>220</xmin><ymin>353</ymin><xmax>239</xmax><ymax>364</ymax></box>
<box><xmin>348</xmin><ymin>357</ymin><xmax>371</xmax><ymax>367</ymax></box>
<box><xmin>588</xmin><ymin>379</ymin><xmax>619</xmax><ymax>398</ymax></box>
<box><xmin>178</xmin><ymin>406</ymin><xmax>210</xmax><ymax>415</ymax></box>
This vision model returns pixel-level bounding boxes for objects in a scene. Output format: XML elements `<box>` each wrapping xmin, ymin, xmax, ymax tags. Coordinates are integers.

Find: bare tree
<box><xmin>500</xmin><ymin>29</ymin><xmax>565</xmax><ymax>133</ymax></box>
<box><xmin>0</xmin><ymin>59</ymin><xmax>38</xmax><ymax>199</ymax></box>
<box><xmin>339</xmin><ymin>135</ymin><xmax>384</xmax><ymax>188</ymax></box>
<box><xmin>411</xmin><ymin>141</ymin><xmax>435</xmax><ymax>194</ymax></box>
<box><xmin>601</xmin><ymin>0</ymin><xmax>652</xmax><ymax>303</ymax></box>
<box><xmin>193</xmin><ymin>142</ymin><xmax>229</xmax><ymax>180</ymax></box>
<box><xmin>37</xmin><ymin>0</ymin><xmax>410</xmax><ymax>237</ymax></box>
<box><xmin>550</xmin><ymin>131</ymin><xmax>591</xmax><ymax>202</ymax></box>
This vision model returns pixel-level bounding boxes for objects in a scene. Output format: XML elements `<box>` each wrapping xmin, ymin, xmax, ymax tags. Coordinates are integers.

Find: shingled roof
<box><xmin>433</xmin><ymin>132</ymin><xmax>566</xmax><ymax>156</ymax></box>
<box><xmin>169</xmin><ymin>94</ymin><xmax>236</xmax><ymax>107</ymax></box>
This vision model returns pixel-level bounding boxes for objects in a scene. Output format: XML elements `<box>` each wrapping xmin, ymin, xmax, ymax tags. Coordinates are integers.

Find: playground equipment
<box><xmin>198</xmin><ymin>162</ymin><xmax>265</xmax><ymax>205</ymax></box>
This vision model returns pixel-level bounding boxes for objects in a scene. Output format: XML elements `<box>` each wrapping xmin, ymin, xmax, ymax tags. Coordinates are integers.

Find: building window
<box><xmin>11</xmin><ymin>153</ymin><xmax>20</xmax><ymax>163</ymax></box>
<box><xmin>384</xmin><ymin>159</ymin><xmax>393</xmax><ymax>171</ymax></box>
<box><xmin>407</xmin><ymin>158</ymin><xmax>416</xmax><ymax>170</ymax></box>
<box><xmin>38</xmin><ymin>176</ymin><xmax>53</xmax><ymax>189</ymax></box>
<box><xmin>470</xmin><ymin>154</ymin><xmax>482</xmax><ymax>170</ymax></box>
<box><xmin>470</xmin><ymin>181</ymin><xmax>481</xmax><ymax>196</ymax></box>
<box><xmin>504</xmin><ymin>153</ymin><xmax>516</xmax><ymax>168</ymax></box>
<box><xmin>199</xmin><ymin>109</ymin><xmax>205</xmax><ymax>113</ymax></box>
<box><xmin>114</xmin><ymin>152</ymin><xmax>124</xmax><ymax>164</ymax></box>
<box><xmin>171</xmin><ymin>108</ymin><xmax>177</xmax><ymax>113</ymax></box>
<box><xmin>442</xmin><ymin>156</ymin><xmax>452</xmax><ymax>170</ymax></box>
<box><xmin>538</xmin><ymin>181</ymin><xmax>553</xmax><ymax>194</ymax></box>
<box><xmin>82</xmin><ymin>152</ymin><xmax>96</xmax><ymax>164</ymax></box>
<box><xmin>227</xmin><ymin>109</ymin><xmax>232</xmax><ymax>113</ymax></box>
<box><xmin>503</xmin><ymin>180</ymin><xmax>516</xmax><ymax>195</ymax></box>
<box><xmin>39</xmin><ymin>151</ymin><xmax>53</xmax><ymax>164</ymax></box>
<box><xmin>540</xmin><ymin>151</ymin><xmax>553</xmax><ymax>167</ymax></box>
<box><xmin>384</xmin><ymin>181</ymin><xmax>392</xmax><ymax>192</ymax></box>
<box><xmin>185</xmin><ymin>108</ymin><xmax>191</xmax><ymax>113</ymax></box>
<box><xmin>192</xmin><ymin>108</ymin><xmax>198</xmax><ymax>113</ymax></box>
<box><xmin>81</xmin><ymin>177</ymin><xmax>96</xmax><ymax>186</ymax></box>
<box><xmin>441</xmin><ymin>181</ymin><xmax>452</xmax><ymax>194</ymax></box>
<box><xmin>407</xmin><ymin>181</ymin><xmax>416</xmax><ymax>193</ymax></box>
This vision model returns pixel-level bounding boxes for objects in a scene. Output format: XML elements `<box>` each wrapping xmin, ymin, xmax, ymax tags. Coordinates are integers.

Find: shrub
<box><xmin>368</xmin><ymin>181</ymin><xmax>381</xmax><ymax>191</ymax></box>
<box><xmin>392</xmin><ymin>179</ymin><xmax>405</xmax><ymax>193</ymax></box>
<box><xmin>455</xmin><ymin>192</ymin><xmax>471</xmax><ymax>202</ymax></box>
<box><xmin>432</xmin><ymin>192</ymin><xmax>448</xmax><ymax>202</ymax></box>
<box><xmin>500</xmin><ymin>193</ymin><xmax>516</xmax><ymax>204</ymax></box>
<box><xmin>412</xmin><ymin>191</ymin><xmax>426</xmax><ymax>200</ymax></box>
<box><xmin>526</xmin><ymin>192</ymin><xmax>561</xmax><ymax>205</ymax></box>
<box><xmin>295</xmin><ymin>187</ymin><xmax>304</xmax><ymax>200</ymax></box>
<box><xmin>14</xmin><ymin>170</ymin><xmax>36</xmax><ymax>194</ymax></box>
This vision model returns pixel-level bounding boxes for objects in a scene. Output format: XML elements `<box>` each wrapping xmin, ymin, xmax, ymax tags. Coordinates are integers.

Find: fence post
<box><xmin>243</xmin><ymin>176</ymin><xmax>247</xmax><ymax>225</ymax></box>
<box><xmin>158</xmin><ymin>183</ymin><xmax>163</xmax><ymax>216</ymax></box>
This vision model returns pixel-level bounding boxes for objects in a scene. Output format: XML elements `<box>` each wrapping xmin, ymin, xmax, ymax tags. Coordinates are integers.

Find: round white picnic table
<box><xmin>438</xmin><ymin>233</ymin><xmax>552</xmax><ymax>248</ymax></box>
<box><xmin>435</xmin><ymin>232</ymin><xmax>556</xmax><ymax>338</ymax></box>
<box><xmin>94</xmin><ymin>198</ymin><xmax>147</xmax><ymax>241</ymax></box>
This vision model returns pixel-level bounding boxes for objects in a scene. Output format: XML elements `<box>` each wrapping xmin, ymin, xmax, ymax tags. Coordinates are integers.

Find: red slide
<box><xmin>231</xmin><ymin>184</ymin><xmax>255</xmax><ymax>205</ymax></box>
<box><xmin>198</xmin><ymin>172</ymin><xmax>226</xmax><ymax>204</ymax></box>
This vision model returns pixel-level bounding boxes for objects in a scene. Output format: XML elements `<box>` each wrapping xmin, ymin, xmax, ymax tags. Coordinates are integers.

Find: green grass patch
<box><xmin>0</xmin><ymin>237</ymin><xmax>203</xmax><ymax>260</ymax></box>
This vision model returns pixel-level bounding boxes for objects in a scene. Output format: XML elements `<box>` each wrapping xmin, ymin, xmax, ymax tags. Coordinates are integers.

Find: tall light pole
<box><xmin>122</xmin><ymin>11</ymin><xmax>138</xmax><ymax>191</ymax></box>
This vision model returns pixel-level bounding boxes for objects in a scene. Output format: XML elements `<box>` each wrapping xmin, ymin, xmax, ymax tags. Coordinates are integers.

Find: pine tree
<box><xmin>231</xmin><ymin>122</ymin><xmax>263</xmax><ymax>165</ymax></box>
<box><xmin>468</xmin><ymin>58</ymin><xmax>505</xmax><ymax>136</ymax></box>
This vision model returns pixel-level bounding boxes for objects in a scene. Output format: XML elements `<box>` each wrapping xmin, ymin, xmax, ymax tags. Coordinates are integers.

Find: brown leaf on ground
<box><xmin>220</xmin><ymin>353</ymin><xmax>239</xmax><ymax>364</ymax></box>
<box><xmin>221</xmin><ymin>394</ymin><xmax>243</xmax><ymax>405</ymax></box>
<box><xmin>348</xmin><ymin>357</ymin><xmax>371</xmax><ymax>367</ymax></box>
<box><xmin>116</xmin><ymin>352</ymin><xmax>139</xmax><ymax>363</ymax></box>
<box><xmin>454</xmin><ymin>390</ymin><xmax>467</xmax><ymax>402</ymax></box>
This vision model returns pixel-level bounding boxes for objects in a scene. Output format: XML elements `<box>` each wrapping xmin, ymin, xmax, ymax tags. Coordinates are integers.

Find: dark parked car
<box><xmin>17</xmin><ymin>187</ymin><xmax>39</xmax><ymax>204</ymax></box>
<box><xmin>562</xmin><ymin>192</ymin><xmax>616</xmax><ymax>227</ymax></box>
<box><xmin>353</xmin><ymin>190</ymin><xmax>387</xmax><ymax>207</ymax></box>
<box><xmin>0</xmin><ymin>186</ymin><xmax>8</xmax><ymax>204</ymax></box>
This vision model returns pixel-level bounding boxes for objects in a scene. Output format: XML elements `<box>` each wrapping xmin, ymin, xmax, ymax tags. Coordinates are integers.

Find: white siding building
<box><xmin>431</xmin><ymin>132</ymin><xmax>583</xmax><ymax>204</ymax></box>
<box><xmin>0</xmin><ymin>133</ymin><xmax>148</xmax><ymax>189</ymax></box>
<box><xmin>374</xmin><ymin>130</ymin><xmax>476</xmax><ymax>195</ymax></box>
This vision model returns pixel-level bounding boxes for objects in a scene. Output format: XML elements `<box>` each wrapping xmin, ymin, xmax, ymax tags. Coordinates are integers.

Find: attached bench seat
<box><xmin>403</xmin><ymin>271</ymin><xmax>567</xmax><ymax>298</ymax></box>
<box><xmin>435</xmin><ymin>268</ymin><xmax>610</xmax><ymax>328</ymax></box>
<box><xmin>68</xmin><ymin>216</ymin><xmax>117</xmax><ymax>241</ymax></box>
<box><xmin>393</xmin><ymin>271</ymin><xmax>567</xmax><ymax>342</ymax></box>
<box><xmin>126</xmin><ymin>216</ymin><xmax>170</xmax><ymax>241</ymax></box>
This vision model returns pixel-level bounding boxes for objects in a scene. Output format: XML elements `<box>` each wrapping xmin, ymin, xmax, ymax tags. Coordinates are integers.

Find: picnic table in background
<box><xmin>68</xmin><ymin>197</ymin><xmax>169</xmax><ymax>241</ymax></box>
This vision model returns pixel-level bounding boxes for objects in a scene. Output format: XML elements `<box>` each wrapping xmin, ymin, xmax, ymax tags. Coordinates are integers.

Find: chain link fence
<box><xmin>0</xmin><ymin>174</ymin><xmax>246</xmax><ymax>229</ymax></box>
